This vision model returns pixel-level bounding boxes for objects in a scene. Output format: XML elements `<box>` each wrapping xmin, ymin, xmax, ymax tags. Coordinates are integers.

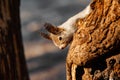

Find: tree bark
<box><xmin>66</xmin><ymin>0</ymin><xmax>120</xmax><ymax>80</ymax></box>
<box><xmin>0</xmin><ymin>0</ymin><xmax>29</xmax><ymax>80</ymax></box>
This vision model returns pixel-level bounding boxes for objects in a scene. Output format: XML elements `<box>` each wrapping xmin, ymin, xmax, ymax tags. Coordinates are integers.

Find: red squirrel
<box><xmin>40</xmin><ymin>4</ymin><xmax>92</xmax><ymax>49</ymax></box>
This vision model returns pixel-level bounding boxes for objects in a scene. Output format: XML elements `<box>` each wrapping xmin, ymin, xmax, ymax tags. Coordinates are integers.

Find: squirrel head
<box><xmin>40</xmin><ymin>23</ymin><xmax>73</xmax><ymax>49</ymax></box>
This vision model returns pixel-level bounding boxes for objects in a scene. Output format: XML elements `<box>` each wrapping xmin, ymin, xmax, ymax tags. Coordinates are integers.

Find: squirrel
<box><xmin>40</xmin><ymin>4</ymin><xmax>92</xmax><ymax>49</ymax></box>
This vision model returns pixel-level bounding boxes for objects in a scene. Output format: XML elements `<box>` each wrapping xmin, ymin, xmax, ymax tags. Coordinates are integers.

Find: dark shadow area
<box><xmin>76</xmin><ymin>66</ymin><xmax>84</xmax><ymax>80</ymax></box>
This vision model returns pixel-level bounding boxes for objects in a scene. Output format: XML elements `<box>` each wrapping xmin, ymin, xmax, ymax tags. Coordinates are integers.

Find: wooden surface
<box><xmin>0</xmin><ymin>0</ymin><xmax>29</xmax><ymax>80</ymax></box>
<box><xmin>66</xmin><ymin>0</ymin><xmax>120</xmax><ymax>80</ymax></box>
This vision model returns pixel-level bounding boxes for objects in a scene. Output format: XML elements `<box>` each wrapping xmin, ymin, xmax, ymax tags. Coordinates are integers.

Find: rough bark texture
<box><xmin>66</xmin><ymin>0</ymin><xmax>120</xmax><ymax>80</ymax></box>
<box><xmin>0</xmin><ymin>0</ymin><xmax>29</xmax><ymax>80</ymax></box>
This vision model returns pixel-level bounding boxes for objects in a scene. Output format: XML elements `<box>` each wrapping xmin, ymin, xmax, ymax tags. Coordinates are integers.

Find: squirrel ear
<box><xmin>44</xmin><ymin>23</ymin><xmax>64</xmax><ymax>35</ymax></box>
<box><xmin>40</xmin><ymin>32</ymin><xmax>52</xmax><ymax>40</ymax></box>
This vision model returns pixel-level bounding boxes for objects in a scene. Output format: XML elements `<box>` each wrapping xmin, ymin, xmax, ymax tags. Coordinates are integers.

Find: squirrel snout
<box><xmin>59</xmin><ymin>47</ymin><xmax>64</xmax><ymax>49</ymax></box>
<box><xmin>59</xmin><ymin>45</ymin><xmax>66</xmax><ymax>49</ymax></box>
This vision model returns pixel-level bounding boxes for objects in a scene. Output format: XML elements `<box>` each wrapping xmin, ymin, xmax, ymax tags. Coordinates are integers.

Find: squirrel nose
<box><xmin>59</xmin><ymin>46</ymin><xmax>64</xmax><ymax>49</ymax></box>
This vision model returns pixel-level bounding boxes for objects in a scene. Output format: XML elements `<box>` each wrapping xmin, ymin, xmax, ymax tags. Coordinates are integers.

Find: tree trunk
<box><xmin>66</xmin><ymin>0</ymin><xmax>120</xmax><ymax>80</ymax></box>
<box><xmin>0</xmin><ymin>0</ymin><xmax>29</xmax><ymax>80</ymax></box>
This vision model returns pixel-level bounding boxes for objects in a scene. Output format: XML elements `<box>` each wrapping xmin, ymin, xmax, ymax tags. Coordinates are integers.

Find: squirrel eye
<box><xmin>59</xmin><ymin>37</ymin><xmax>62</xmax><ymax>40</ymax></box>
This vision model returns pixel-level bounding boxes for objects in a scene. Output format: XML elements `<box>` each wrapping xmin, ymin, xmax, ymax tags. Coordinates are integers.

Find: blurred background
<box><xmin>20</xmin><ymin>0</ymin><xmax>91</xmax><ymax>80</ymax></box>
